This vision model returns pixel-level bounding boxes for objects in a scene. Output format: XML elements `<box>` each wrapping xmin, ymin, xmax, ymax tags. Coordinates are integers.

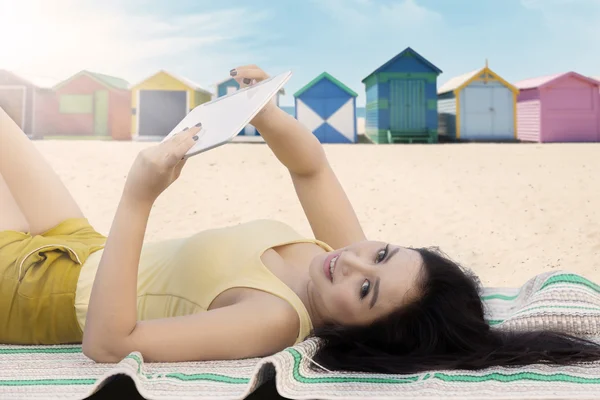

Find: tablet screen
<box><xmin>162</xmin><ymin>70</ymin><xmax>292</xmax><ymax>157</ymax></box>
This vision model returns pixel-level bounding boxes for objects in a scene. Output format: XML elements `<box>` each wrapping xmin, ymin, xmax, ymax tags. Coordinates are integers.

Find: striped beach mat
<box><xmin>2</xmin><ymin>270</ymin><xmax>600</xmax><ymax>400</ymax></box>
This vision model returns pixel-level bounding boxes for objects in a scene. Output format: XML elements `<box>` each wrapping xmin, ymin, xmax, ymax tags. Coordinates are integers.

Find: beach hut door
<box><xmin>389</xmin><ymin>79</ymin><xmax>426</xmax><ymax>133</ymax></box>
<box><xmin>491</xmin><ymin>87</ymin><xmax>513</xmax><ymax>138</ymax></box>
<box><xmin>93</xmin><ymin>90</ymin><xmax>109</xmax><ymax>136</ymax></box>
<box><xmin>463</xmin><ymin>86</ymin><xmax>494</xmax><ymax>138</ymax></box>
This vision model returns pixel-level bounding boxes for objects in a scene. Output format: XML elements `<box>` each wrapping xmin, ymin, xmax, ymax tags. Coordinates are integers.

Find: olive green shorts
<box><xmin>0</xmin><ymin>218</ymin><xmax>106</xmax><ymax>344</ymax></box>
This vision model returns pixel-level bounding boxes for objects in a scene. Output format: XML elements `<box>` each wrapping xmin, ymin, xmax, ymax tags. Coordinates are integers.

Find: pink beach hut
<box><xmin>514</xmin><ymin>72</ymin><xmax>600</xmax><ymax>143</ymax></box>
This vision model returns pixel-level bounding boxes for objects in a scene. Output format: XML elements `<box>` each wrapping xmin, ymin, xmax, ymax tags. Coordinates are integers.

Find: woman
<box><xmin>1</xmin><ymin>65</ymin><xmax>599</xmax><ymax>374</ymax></box>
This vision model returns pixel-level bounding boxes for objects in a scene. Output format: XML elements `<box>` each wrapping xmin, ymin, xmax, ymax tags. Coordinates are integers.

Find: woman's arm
<box><xmin>82</xmin><ymin>126</ymin><xmax>194</xmax><ymax>358</ymax></box>
<box><xmin>83</xmin><ymin>125</ymin><xmax>299</xmax><ymax>363</ymax></box>
<box><xmin>232</xmin><ymin>66</ymin><xmax>367</xmax><ymax>248</ymax></box>
<box><xmin>252</xmin><ymin>103</ymin><xmax>327</xmax><ymax>177</ymax></box>
<box><xmin>82</xmin><ymin>191</ymin><xmax>151</xmax><ymax>360</ymax></box>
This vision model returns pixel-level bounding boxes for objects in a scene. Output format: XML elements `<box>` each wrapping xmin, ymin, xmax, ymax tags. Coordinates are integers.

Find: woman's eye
<box><xmin>360</xmin><ymin>280</ymin><xmax>370</xmax><ymax>299</ymax></box>
<box><xmin>375</xmin><ymin>244</ymin><xmax>389</xmax><ymax>263</ymax></box>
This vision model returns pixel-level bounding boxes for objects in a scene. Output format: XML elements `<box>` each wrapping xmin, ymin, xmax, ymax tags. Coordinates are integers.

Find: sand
<box><xmin>36</xmin><ymin>139</ymin><xmax>600</xmax><ymax>288</ymax></box>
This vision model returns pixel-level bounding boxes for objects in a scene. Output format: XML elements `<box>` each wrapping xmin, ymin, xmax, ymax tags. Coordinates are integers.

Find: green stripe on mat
<box><xmin>164</xmin><ymin>372</ymin><xmax>249</xmax><ymax>384</ymax></box>
<box><xmin>0</xmin><ymin>347</ymin><xmax>82</xmax><ymax>354</ymax></box>
<box><xmin>481</xmin><ymin>273</ymin><xmax>600</xmax><ymax>302</ymax></box>
<box><xmin>288</xmin><ymin>348</ymin><xmax>600</xmax><ymax>385</ymax></box>
<box><xmin>541</xmin><ymin>275</ymin><xmax>600</xmax><ymax>294</ymax></box>
<box><xmin>0</xmin><ymin>371</ymin><xmax>249</xmax><ymax>387</ymax></box>
<box><xmin>432</xmin><ymin>372</ymin><xmax>600</xmax><ymax>384</ymax></box>
<box><xmin>0</xmin><ymin>379</ymin><xmax>96</xmax><ymax>386</ymax></box>
<box><xmin>482</xmin><ymin>293</ymin><xmax>520</xmax><ymax>301</ymax></box>
<box><xmin>125</xmin><ymin>354</ymin><xmax>249</xmax><ymax>384</ymax></box>
<box><xmin>288</xmin><ymin>348</ymin><xmax>419</xmax><ymax>384</ymax></box>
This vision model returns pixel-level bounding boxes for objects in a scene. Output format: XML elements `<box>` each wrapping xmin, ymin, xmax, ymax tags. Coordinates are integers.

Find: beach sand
<box><xmin>36</xmin><ymin>140</ymin><xmax>599</xmax><ymax>288</ymax></box>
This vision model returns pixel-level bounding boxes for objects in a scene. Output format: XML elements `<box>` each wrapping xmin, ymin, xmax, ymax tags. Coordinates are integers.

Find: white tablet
<box><xmin>162</xmin><ymin>70</ymin><xmax>292</xmax><ymax>158</ymax></box>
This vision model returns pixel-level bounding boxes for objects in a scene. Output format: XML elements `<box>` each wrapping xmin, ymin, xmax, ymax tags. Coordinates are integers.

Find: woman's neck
<box><xmin>277</xmin><ymin>266</ymin><xmax>326</xmax><ymax>328</ymax></box>
<box><xmin>273</xmin><ymin>242</ymin><xmax>328</xmax><ymax>328</ymax></box>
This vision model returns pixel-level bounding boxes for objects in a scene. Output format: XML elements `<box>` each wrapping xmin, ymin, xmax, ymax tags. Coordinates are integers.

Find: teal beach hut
<box><xmin>362</xmin><ymin>47</ymin><xmax>442</xmax><ymax>144</ymax></box>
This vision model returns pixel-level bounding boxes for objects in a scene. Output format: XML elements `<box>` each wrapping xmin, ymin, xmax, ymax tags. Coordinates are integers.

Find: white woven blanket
<box><xmin>2</xmin><ymin>270</ymin><xmax>600</xmax><ymax>400</ymax></box>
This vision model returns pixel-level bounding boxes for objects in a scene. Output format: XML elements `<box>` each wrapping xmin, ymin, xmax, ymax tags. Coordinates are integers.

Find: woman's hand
<box><xmin>229</xmin><ymin>65</ymin><xmax>277</xmax><ymax>125</ymax></box>
<box><xmin>124</xmin><ymin>124</ymin><xmax>203</xmax><ymax>204</ymax></box>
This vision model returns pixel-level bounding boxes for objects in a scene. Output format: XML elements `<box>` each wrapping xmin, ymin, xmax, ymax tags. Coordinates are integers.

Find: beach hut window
<box><xmin>59</xmin><ymin>94</ymin><xmax>93</xmax><ymax>114</ymax></box>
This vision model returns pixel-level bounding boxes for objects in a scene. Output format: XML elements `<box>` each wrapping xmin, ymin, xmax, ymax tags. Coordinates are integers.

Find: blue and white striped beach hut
<box><xmin>294</xmin><ymin>72</ymin><xmax>358</xmax><ymax>143</ymax></box>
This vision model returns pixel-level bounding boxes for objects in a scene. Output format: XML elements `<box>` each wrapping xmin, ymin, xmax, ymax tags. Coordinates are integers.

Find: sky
<box><xmin>1</xmin><ymin>0</ymin><xmax>599</xmax><ymax>107</ymax></box>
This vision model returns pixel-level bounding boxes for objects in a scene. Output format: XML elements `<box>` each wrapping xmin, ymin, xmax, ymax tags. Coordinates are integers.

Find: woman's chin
<box><xmin>309</xmin><ymin>252</ymin><xmax>328</xmax><ymax>285</ymax></box>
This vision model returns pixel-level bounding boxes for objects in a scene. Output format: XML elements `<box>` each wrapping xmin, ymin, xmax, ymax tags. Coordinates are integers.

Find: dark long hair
<box><xmin>310</xmin><ymin>247</ymin><xmax>600</xmax><ymax>374</ymax></box>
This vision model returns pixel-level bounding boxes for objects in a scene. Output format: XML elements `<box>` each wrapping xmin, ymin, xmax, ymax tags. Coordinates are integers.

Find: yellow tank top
<box><xmin>74</xmin><ymin>219</ymin><xmax>333</xmax><ymax>344</ymax></box>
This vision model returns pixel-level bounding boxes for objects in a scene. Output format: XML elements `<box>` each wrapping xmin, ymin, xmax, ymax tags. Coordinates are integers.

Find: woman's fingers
<box><xmin>166</xmin><ymin>124</ymin><xmax>200</xmax><ymax>146</ymax></box>
<box><xmin>230</xmin><ymin>65</ymin><xmax>269</xmax><ymax>87</ymax></box>
<box><xmin>173</xmin><ymin>124</ymin><xmax>202</xmax><ymax>159</ymax></box>
<box><xmin>160</xmin><ymin>124</ymin><xmax>202</xmax><ymax>165</ymax></box>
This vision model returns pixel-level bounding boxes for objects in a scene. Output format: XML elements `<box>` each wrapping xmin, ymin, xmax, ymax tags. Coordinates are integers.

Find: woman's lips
<box><xmin>323</xmin><ymin>252</ymin><xmax>337</xmax><ymax>282</ymax></box>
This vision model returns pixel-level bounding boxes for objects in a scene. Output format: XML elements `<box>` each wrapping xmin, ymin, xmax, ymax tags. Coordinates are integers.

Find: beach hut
<box><xmin>437</xmin><ymin>62</ymin><xmax>518</xmax><ymax>141</ymax></box>
<box><xmin>514</xmin><ymin>72</ymin><xmax>600</xmax><ymax>143</ymax></box>
<box><xmin>215</xmin><ymin>77</ymin><xmax>285</xmax><ymax>136</ymax></box>
<box><xmin>131</xmin><ymin>70</ymin><xmax>212</xmax><ymax>138</ymax></box>
<box><xmin>49</xmin><ymin>70</ymin><xmax>131</xmax><ymax>140</ymax></box>
<box><xmin>293</xmin><ymin>72</ymin><xmax>357</xmax><ymax>143</ymax></box>
<box><xmin>592</xmin><ymin>76</ymin><xmax>600</xmax><ymax>92</ymax></box>
<box><xmin>1</xmin><ymin>71</ymin><xmax>62</xmax><ymax>138</ymax></box>
<box><xmin>216</xmin><ymin>77</ymin><xmax>241</xmax><ymax>98</ymax></box>
<box><xmin>216</xmin><ymin>77</ymin><xmax>284</xmax><ymax>105</ymax></box>
<box><xmin>361</xmin><ymin>47</ymin><xmax>442</xmax><ymax>144</ymax></box>
<box><xmin>0</xmin><ymin>69</ymin><xmax>56</xmax><ymax>136</ymax></box>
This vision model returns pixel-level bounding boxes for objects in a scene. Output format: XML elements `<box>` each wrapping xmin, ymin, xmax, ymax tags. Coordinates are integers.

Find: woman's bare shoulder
<box><xmin>240</xmin><ymin>290</ymin><xmax>302</xmax><ymax>331</ymax></box>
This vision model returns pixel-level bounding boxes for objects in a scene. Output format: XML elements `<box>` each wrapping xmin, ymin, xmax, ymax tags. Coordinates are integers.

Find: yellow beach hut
<box><xmin>437</xmin><ymin>62</ymin><xmax>519</xmax><ymax>141</ymax></box>
<box><xmin>130</xmin><ymin>70</ymin><xmax>213</xmax><ymax>138</ymax></box>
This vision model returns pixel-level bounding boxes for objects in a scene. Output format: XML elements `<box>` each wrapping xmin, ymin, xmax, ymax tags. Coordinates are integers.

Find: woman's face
<box><xmin>308</xmin><ymin>241</ymin><xmax>423</xmax><ymax>327</ymax></box>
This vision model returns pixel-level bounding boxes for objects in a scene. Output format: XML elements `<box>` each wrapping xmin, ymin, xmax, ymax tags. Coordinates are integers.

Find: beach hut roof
<box><xmin>438</xmin><ymin>69</ymin><xmax>481</xmax><ymax>94</ymax></box>
<box><xmin>53</xmin><ymin>70</ymin><xmax>129</xmax><ymax>91</ymax></box>
<box><xmin>212</xmin><ymin>76</ymin><xmax>285</xmax><ymax>95</ymax></box>
<box><xmin>294</xmin><ymin>71</ymin><xmax>357</xmax><ymax>98</ymax></box>
<box><xmin>214</xmin><ymin>76</ymin><xmax>238</xmax><ymax>88</ymax></box>
<box><xmin>87</xmin><ymin>71</ymin><xmax>129</xmax><ymax>90</ymax></box>
<box><xmin>0</xmin><ymin>69</ymin><xmax>34</xmax><ymax>86</ymax></box>
<box><xmin>0</xmin><ymin>69</ymin><xmax>59</xmax><ymax>89</ymax></box>
<box><xmin>20</xmin><ymin>74</ymin><xmax>60</xmax><ymax>89</ymax></box>
<box><xmin>438</xmin><ymin>63</ymin><xmax>518</xmax><ymax>95</ymax></box>
<box><xmin>514</xmin><ymin>71</ymin><xmax>600</xmax><ymax>90</ymax></box>
<box><xmin>361</xmin><ymin>47</ymin><xmax>442</xmax><ymax>83</ymax></box>
<box><xmin>129</xmin><ymin>70</ymin><xmax>213</xmax><ymax>96</ymax></box>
